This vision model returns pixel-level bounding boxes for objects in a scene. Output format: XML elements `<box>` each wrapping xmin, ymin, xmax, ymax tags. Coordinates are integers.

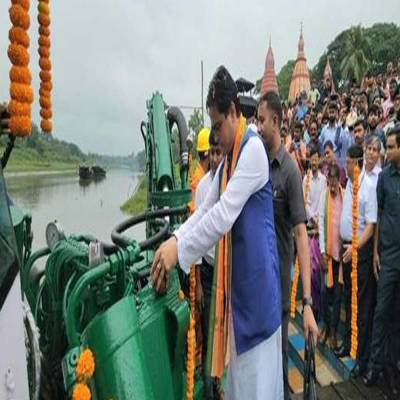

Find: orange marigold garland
<box><xmin>8</xmin><ymin>1</ymin><xmax>33</xmax><ymax>136</ymax></box>
<box><xmin>72</xmin><ymin>383</ymin><xmax>91</xmax><ymax>400</ymax></box>
<box><xmin>37</xmin><ymin>0</ymin><xmax>53</xmax><ymax>133</ymax></box>
<box><xmin>289</xmin><ymin>169</ymin><xmax>312</xmax><ymax>319</ymax></box>
<box><xmin>350</xmin><ymin>164</ymin><xmax>360</xmax><ymax>359</ymax></box>
<box><xmin>72</xmin><ymin>349</ymin><xmax>95</xmax><ymax>400</ymax></box>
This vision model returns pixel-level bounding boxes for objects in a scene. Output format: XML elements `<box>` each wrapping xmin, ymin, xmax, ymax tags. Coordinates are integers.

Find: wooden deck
<box><xmin>292</xmin><ymin>377</ymin><xmax>398</xmax><ymax>400</ymax></box>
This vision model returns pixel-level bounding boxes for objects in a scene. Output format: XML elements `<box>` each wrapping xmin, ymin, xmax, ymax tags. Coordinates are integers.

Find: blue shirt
<box><xmin>319</xmin><ymin>123</ymin><xmax>353</xmax><ymax>168</ymax></box>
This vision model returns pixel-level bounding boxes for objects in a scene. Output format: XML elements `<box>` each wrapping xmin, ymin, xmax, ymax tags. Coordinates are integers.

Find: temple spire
<box><xmin>288</xmin><ymin>23</ymin><xmax>311</xmax><ymax>102</ymax></box>
<box><xmin>261</xmin><ymin>36</ymin><xmax>279</xmax><ymax>95</ymax></box>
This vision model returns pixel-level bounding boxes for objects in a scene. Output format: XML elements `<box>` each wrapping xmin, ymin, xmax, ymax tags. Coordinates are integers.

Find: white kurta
<box><xmin>174</xmin><ymin>132</ymin><xmax>283</xmax><ymax>400</ymax></box>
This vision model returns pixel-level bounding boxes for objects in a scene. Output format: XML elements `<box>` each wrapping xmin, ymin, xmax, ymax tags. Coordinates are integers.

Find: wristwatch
<box><xmin>302</xmin><ymin>296</ymin><xmax>313</xmax><ymax>311</ymax></box>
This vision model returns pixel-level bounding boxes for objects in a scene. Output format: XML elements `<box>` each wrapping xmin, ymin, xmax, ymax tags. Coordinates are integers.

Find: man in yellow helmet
<box><xmin>189</xmin><ymin>127</ymin><xmax>210</xmax><ymax>212</ymax></box>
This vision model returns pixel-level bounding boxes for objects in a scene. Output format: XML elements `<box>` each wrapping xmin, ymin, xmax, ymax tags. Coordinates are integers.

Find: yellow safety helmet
<box><xmin>196</xmin><ymin>128</ymin><xmax>210</xmax><ymax>153</ymax></box>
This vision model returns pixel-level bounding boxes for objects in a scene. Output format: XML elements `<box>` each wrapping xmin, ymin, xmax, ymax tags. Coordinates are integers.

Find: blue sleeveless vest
<box><xmin>222</xmin><ymin>128</ymin><xmax>281</xmax><ymax>355</ymax></box>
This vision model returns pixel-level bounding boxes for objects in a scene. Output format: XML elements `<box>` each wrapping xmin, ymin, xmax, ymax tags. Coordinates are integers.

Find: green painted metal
<box><xmin>147</xmin><ymin>92</ymin><xmax>175</xmax><ymax>192</ymax></box>
<box><xmin>83</xmin><ymin>296</ymin><xmax>155</xmax><ymax>400</ymax></box>
<box><xmin>10</xmin><ymin>205</ymin><xmax>25</xmax><ymax>262</ymax></box>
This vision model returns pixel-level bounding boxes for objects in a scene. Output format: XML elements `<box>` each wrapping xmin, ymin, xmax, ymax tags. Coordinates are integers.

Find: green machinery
<box><xmin>0</xmin><ymin>93</ymin><xmax>203</xmax><ymax>399</ymax></box>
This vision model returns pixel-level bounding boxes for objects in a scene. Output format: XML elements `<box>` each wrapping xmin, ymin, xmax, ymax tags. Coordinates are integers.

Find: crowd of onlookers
<box><xmin>280</xmin><ymin>60</ymin><xmax>400</xmax><ymax>394</ymax></box>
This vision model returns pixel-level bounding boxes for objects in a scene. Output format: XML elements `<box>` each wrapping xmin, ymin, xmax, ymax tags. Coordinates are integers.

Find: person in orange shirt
<box><xmin>189</xmin><ymin>127</ymin><xmax>210</xmax><ymax>212</ymax></box>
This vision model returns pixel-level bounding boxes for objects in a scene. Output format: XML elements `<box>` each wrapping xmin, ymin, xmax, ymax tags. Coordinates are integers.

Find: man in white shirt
<box><xmin>336</xmin><ymin>145</ymin><xmax>378</xmax><ymax>378</ymax></box>
<box><xmin>151</xmin><ymin>66</ymin><xmax>283</xmax><ymax>399</ymax></box>
<box><xmin>303</xmin><ymin>149</ymin><xmax>326</xmax><ymax>228</ymax></box>
<box><xmin>364</xmin><ymin>136</ymin><xmax>382</xmax><ymax>187</ymax></box>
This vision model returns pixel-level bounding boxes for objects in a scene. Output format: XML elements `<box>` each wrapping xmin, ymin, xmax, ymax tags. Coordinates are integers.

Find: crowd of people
<box><xmin>280</xmin><ymin>60</ymin><xmax>400</xmax><ymax>395</ymax></box>
<box><xmin>151</xmin><ymin>62</ymin><xmax>400</xmax><ymax>400</ymax></box>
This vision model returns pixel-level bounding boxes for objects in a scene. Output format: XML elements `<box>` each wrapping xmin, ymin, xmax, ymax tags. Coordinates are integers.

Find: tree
<box><xmin>188</xmin><ymin>109</ymin><xmax>203</xmax><ymax>135</ymax></box>
<box><xmin>277</xmin><ymin>60</ymin><xmax>296</xmax><ymax>101</ymax></box>
<box><xmin>312</xmin><ymin>23</ymin><xmax>400</xmax><ymax>87</ymax></box>
<box><xmin>339</xmin><ymin>26</ymin><xmax>372</xmax><ymax>83</ymax></box>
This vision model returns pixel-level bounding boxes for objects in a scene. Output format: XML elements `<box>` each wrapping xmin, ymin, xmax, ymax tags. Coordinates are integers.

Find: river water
<box><xmin>4</xmin><ymin>168</ymin><xmax>145</xmax><ymax>251</ymax></box>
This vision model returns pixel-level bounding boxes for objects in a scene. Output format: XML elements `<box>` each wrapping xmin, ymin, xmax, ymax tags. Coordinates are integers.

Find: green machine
<box><xmin>0</xmin><ymin>93</ymin><xmax>203</xmax><ymax>400</ymax></box>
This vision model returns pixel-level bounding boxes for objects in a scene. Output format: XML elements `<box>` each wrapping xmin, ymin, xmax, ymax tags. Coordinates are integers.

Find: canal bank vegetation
<box><xmin>0</xmin><ymin>123</ymin><xmax>146</xmax><ymax>173</ymax></box>
<box><xmin>120</xmin><ymin>175</ymin><xmax>147</xmax><ymax>215</ymax></box>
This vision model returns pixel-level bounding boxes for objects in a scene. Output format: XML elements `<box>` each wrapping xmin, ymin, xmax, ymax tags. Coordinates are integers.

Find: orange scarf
<box><xmin>208</xmin><ymin>115</ymin><xmax>246</xmax><ymax>378</ymax></box>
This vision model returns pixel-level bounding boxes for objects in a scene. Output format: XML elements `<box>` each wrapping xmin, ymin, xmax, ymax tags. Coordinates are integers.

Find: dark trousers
<box><xmin>342</xmin><ymin>240</ymin><xmax>376</xmax><ymax>369</ymax></box>
<box><xmin>370</xmin><ymin>260</ymin><xmax>400</xmax><ymax>372</ymax></box>
<box><xmin>200</xmin><ymin>259</ymin><xmax>213</xmax><ymax>399</ymax></box>
<box><xmin>321</xmin><ymin>259</ymin><xmax>342</xmax><ymax>331</ymax></box>
<box><xmin>282</xmin><ymin>307</ymin><xmax>290</xmax><ymax>400</ymax></box>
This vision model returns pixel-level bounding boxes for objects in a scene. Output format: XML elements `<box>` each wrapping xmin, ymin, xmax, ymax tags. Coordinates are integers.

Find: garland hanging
<box><xmin>8</xmin><ymin>0</ymin><xmax>33</xmax><ymax>136</ymax></box>
<box><xmin>350</xmin><ymin>164</ymin><xmax>360</xmax><ymax>359</ymax></box>
<box><xmin>37</xmin><ymin>0</ymin><xmax>52</xmax><ymax>133</ymax></box>
<box><xmin>290</xmin><ymin>169</ymin><xmax>311</xmax><ymax>319</ymax></box>
<box><xmin>72</xmin><ymin>348</ymin><xmax>95</xmax><ymax>400</ymax></box>
<box><xmin>185</xmin><ymin>149</ymin><xmax>196</xmax><ymax>400</ymax></box>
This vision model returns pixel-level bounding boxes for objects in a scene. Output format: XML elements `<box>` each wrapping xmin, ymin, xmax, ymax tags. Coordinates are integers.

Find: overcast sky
<box><xmin>1</xmin><ymin>1</ymin><xmax>399</xmax><ymax>155</ymax></box>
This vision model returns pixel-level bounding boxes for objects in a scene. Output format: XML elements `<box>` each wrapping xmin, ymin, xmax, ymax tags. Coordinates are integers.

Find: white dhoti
<box><xmin>225</xmin><ymin>326</ymin><xmax>283</xmax><ymax>400</ymax></box>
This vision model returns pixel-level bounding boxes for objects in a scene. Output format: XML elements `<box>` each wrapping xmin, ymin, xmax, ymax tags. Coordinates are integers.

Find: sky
<box><xmin>1</xmin><ymin>0</ymin><xmax>399</xmax><ymax>156</ymax></box>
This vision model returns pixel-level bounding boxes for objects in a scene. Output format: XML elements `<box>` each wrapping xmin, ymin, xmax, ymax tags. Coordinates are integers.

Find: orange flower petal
<box><xmin>9</xmin><ymin>4</ymin><xmax>30</xmax><ymax>30</ymax></box>
<box><xmin>8</xmin><ymin>43</ymin><xmax>30</xmax><ymax>66</ymax></box>
<box><xmin>9</xmin><ymin>66</ymin><xmax>32</xmax><ymax>84</ymax></box>
<box><xmin>9</xmin><ymin>26</ymin><xmax>30</xmax><ymax>47</ymax></box>
<box><xmin>10</xmin><ymin>82</ymin><xmax>33</xmax><ymax>103</ymax></box>
<box><xmin>38</xmin><ymin>12</ymin><xmax>50</xmax><ymax>27</ymax></box>
<box><xmin>9</xmin><ymin>115</ymin><xmax>31</xmax><ymax>136</ymax></box>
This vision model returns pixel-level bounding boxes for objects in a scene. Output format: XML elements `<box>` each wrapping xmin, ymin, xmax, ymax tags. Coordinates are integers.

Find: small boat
<box><xmin>91</xmin><ymin>165</ymin><xmax>106</xmax><ymax>177</ymax></box>
<box><xmin>79</xmin><ymin>165</ymin><xmax>106</xmax><ymax>180</ymax></box>
<box><xmin>79</xmin><ymin>165</ymin><xmax>91</xmax><ymax>179</ymax></box>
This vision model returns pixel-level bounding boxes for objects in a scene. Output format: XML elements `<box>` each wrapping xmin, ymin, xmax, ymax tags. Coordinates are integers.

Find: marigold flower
<box><xmin>10</xmin><ymin>82</ymin><xmax>33</xmax><ymax>103</ymax></box>
<box><xmin>40</xmin><ymin>81</ymin><xmax>53</xmax><ymax>91</ymax></box>
<box><xmin>38</xmin><ymin>2</ymin><xmax>50</xmax><ymax>15</ymax></box>
<box><xmin>38</xmin><ymin>12</ymin><xmax>50</xmax><ymax>27</ymax></box>
<box><xmin>40</xmin><ymin>108</ymin><xmax>52</xmax><ymax>119</ymax></box>
<box><xmin>39</xmin><ymin>96</ymin><xmax>51</xmax><ymax>109</ymax></box>
<box><xmin>39</xmin><ymin>26</ymin><xmax>50</xmax><ymax>36</ymax></box>
<box><xmin>9</xmin><ymin>115</ymin><xmax>31</xmax><ymax>136</ymax></box>
<box><xmin>41</xmin><ymin>119</ymin><xmax>52</xmax><ymax>133</ymax></box>
<box><xmin>8</xmin><ymin>44</ymin><xmax>29</xmax><ymax>66</ymax></box>
<box><xmin>9</xmin><ymin>100</ymin><xmax>31</xmax><ymax>116</ymax></box>
<box><xmin>9</xmin><ymin>4</ymin><xmax>30</xmax><ymax>30</ymax></box>
<box><xmin>9</xmin><ymin>66</ymin><xmax>32</xmax><ymax>84</ymax></box>
<box><xmin>38</xmin><ymin>35</ymin><xmax>50</xmax><ymax>47</ymax></box>
<box><xmin>9</xmin><ymin>26</ymin><xmax>30</xmax><ymax>47</ymax></box>
<box><xmin>38</xmin><ymin>45</ymin><xmax>50</xmax><ymax>58</ymax></box>
<box><xmin>72</xmin><ymin>383</ymin><xmax>91</xmax><ymax>400</ymax></box>
<box><xmin>39</xmin><ymin>70</ymin><xmax>52</xmax><ymax>82</ymax></box>
<box><xmin>11</xmin><ymin>0</ymin><xmax>30</xmax><ymax>11</ymax></box>
<box><xmin>76</xmin><ymin>349</ymin><xmax>95</xmax><ymax>381</ymax></box>
<box><xmin>39</xmin><ymin>57</ymin><xmax>51</xmax><ymax>71</ymax></box>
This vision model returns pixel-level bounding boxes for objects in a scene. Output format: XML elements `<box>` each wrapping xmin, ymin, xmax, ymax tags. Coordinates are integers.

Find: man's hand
<box><xmin>321</xmin><ymin>253</ymin><xmax>328</xmax><ymax>272</ymax></box>
<box><xmin>343</xmin><ymin>244</ymin><xmax>352</xmax><ymax>264</ymax></box>
<box><xmin>373</xmin><ymin>251</ymin><xmax>381</xmax><ymax>281</ymax></box>
<box><xmin>151</xmin><ymin>236</ymin><xmax>178</xmax><ymax>293</ymax></box>
<box><xmin>303</xmin><ymin>305</ymin><xmax>318</xmax><ymax>346</ymax></box>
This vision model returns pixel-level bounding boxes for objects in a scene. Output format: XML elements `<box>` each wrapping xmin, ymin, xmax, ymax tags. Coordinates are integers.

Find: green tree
<box><xmin>188</xmin><ymin>109</ymin><xmax>203</xmax><ymax>135</ymax></box>
<box><xmin>339</xmin><ymin>26</ymin><xmax>371</xmax><ymax>83</ymax></box>
<box><xmin>277</xmin><ymin>60</ymin><xmax>295</xmax><ymax>101</ymax></box>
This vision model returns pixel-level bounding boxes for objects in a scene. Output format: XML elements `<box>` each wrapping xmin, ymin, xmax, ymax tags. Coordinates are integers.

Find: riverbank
<box><xmin>1</xmin><ymin>146</ymin><xmax>79</xmax><ymax>173</ymax></box>
<box><xmin>120</xmin><ymin>175</ymin><xmax>147</xmax><ymax>215</ymax></box>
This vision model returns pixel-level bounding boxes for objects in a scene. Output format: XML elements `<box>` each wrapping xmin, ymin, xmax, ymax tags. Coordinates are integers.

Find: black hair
<box><xmin>390</xmin><ymin>78</ymin><xmax>399</xmax><ymax>87</ymax></box>
<box><xmin>198</xmin><ymin>151</ymin><xmax>208</xmax><ymax>161</ymax></box>
<box><xmin>324</xmin><ymin>140</ymin><xmax>334</xmax><ymax>151</ymax></box>
<box><xmin>209</xmin><ymin>128</ymin><xmax>219</xmax><ymax>146</ymax></box>
<box><xmin>328</xmin><ymin>101</ymin><xmax>338</xmax><ymax>110</ymax></box>
<box><xmin>387</xmin><ymin>123</ymin><xmax>400</xmax><ymax>147</ymax></box>
<box><xmin>294</xmin><ymin>121</ymin><xmax>303</xmax><ymax>131</ymax></box>
<box><xmin>206</xmin><ymin>66</ymin><xmax>240</xmax><ymax>117</ymax></box>
<box><xmin>354</xmin><ymin>118</ymin><xmax>367</xmax><ymax>130</ymax></box>
<box><xmin>258</xmin><ymin>91</ymin><xmax>283</xmax><ymax>127</ymax></box>
<box><xmin>327</xmin><ymin>163</ymin><xmax>340</xmax><ymax>180</ymax></box>
<box><xmin>368</xmin><ymin>104</ymin><xmax>380</xmax><ymax>116</ymax></box>
<box><xmin>309</xmin><ymin>148</ymin><xmax>319</xmax><ymax>158</ymax></box>
<box><xmin>347</xmin><ymin>145</ymin><xmax>364</xmax><ymax>169</ymax></box>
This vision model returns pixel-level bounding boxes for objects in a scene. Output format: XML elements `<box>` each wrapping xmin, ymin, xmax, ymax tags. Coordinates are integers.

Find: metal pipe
<box><xmin>65</xmin><ymin>260</ymin><xmax>111</xmax><ymax>347</ymax></box>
